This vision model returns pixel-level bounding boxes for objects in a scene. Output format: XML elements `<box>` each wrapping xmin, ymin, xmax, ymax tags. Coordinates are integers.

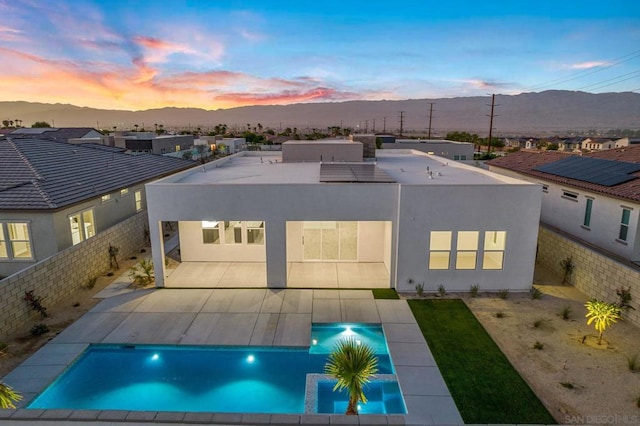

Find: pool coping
<box><xmin>1</xmin><ymin>289</ymin><xmax>463</xmax><ymax>425</ymax></box>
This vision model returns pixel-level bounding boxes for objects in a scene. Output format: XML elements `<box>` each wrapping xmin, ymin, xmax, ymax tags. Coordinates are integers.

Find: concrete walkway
<box><xmin>1</xmin><ymin>288</ymin><xmax>463</xmax><ymax>426</ymax></box>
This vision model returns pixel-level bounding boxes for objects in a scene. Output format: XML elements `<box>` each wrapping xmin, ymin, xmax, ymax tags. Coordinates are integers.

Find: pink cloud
<box><xmin>214</xmin><ymin>87</ymin><xmax>358</xmax><ymax>105</ymax></box>
<box><xmin>564</xmin><ymin>61</ymin><xmax>611</xmax><ymax>70</ymax></box>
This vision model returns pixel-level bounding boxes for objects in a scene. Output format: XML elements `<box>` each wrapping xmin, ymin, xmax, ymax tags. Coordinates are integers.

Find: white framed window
<box><xmin>562</xmin><ymin>190</ymin><xmax>578</xmax><ymax>201</ymax></box>
<box><xmin>120</xmin><ymin>188</ymin><xmax>129</xmax><ymax>196</ymax></box>
<box><xmin>429</xmin><ymin>231</ymin><xmax>451</xmax><ymax>270</ymax></box>
<box><xmin>101</xmin><ymin>194</ymin><xmax>112</xmax><ymax>203</ymax></box>
<box><xmin>69</xmin><ymin>209</ymin><xmax>96</xmax><ymax>245</ymax></box>
<box><xmin>246</xmin><ymin>221</ymin><xmax>265</xmax><ymax>245</ymax></box>
<box><xmin>202</xmin><ymin>221</ymin><xmax>220</xmax><ymax>244</ymax></box>
<box><xmin>456</xmin><ymin>231</ymin><xmax>478</xmax><ymax>270</ymax></box>
<box><xmin>483</xmin><ymin>231</ymin><xmax>506</xmax><ymax>270</ymax></box>
<box><xmin>224</xmin><ymin>221</ymin><xmax>243</xmax><ymax>244</ymax></box>
<box><xmin>0</xmin><ymin>222</ymin><xmax>33</xmax><ymax>260</ymax></box>
<box><xmin>619</xmin><ymin>208</ymin><xmax>631</xmax><ymax>242</ymax></box>
<box><xmin>135</xmin><ymin>190</ymin><xmax>143</xmax><ymax>211</ymax></box>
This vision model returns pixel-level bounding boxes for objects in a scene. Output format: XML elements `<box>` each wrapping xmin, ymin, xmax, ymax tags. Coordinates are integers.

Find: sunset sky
<box><xmin>0</xmin><ymin>0</ymin><xmax>638</xmax><ymax>110</ymax></box>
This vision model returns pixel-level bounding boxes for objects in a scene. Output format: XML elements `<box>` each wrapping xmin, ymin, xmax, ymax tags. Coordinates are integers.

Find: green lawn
<box><xmin>408</xmin><ymin>299</ymin><xmax>556</xmax><ymax>424</ymax></box>
<box><xmin>372</xmin><ymin>289</ymin><xmax>400</xmax><ymax>299</ymax></box>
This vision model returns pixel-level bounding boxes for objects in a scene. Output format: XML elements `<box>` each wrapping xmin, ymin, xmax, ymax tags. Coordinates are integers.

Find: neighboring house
<box><xmin>112</xmin><ymin>132</ymin><xmax>194</xmax><ymax>155</ymax></box>
<box><xmin>383</xmin><ymin>139</ymin><xmax>474</xmax><ymax>161</ymax></box>
<box><xmin>581</xmin><ymin>137</ymin><xmax>628</xmax><ymax>151</ymax></box>
<box><xmin>557</xmin><ymin>137</ymin><xmax>583</xmax><ymax>152</ymax></box>
<box><xmin>504</xmin><ymin>137</ymin><xmax>538</xmax><ymax>150</ymax></box>
<box><xmin>146</xmin><ymin>140</ymin><xmax>541</xmax><ymax>292</ymax></box>
<box><xmin>0</xmin><ymin>137</ymin><xmax>194</xmax><ymax>277</ymax></box>
<box><xmin>488</xmin><ymin>147</ymin><xmax>640</xmax><ymax>263</ymax></box>
<box><xmin>10</xmin><ymin>127</ymin><xmax>103</xmax><ymax>142</ymax></box>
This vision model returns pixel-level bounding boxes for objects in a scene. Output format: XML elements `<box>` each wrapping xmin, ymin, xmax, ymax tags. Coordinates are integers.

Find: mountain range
<box><xmin>1</xmin><ymin>90</ymin><xmax>638</xmax><ymax>136</ymax></box>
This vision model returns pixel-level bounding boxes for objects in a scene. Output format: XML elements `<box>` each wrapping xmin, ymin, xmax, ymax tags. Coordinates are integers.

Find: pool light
<box><xmin>151</xmin><ymin>353</ymin><xmax>159</xmax><ymax>361</ymax></box>
<box><xmin>344</xmin><ymin>326</ymin><xmax>354</xmax><ymax>336</ymax></box>
<box><xmin>247</xmin><ymin>354</ymin><xmax>255</xmax><ymax>363</ymax></box>
<box><xmin>312</xmin><ymin>339</ymin><xmax>318</xmax><ymax>345</ymax></box>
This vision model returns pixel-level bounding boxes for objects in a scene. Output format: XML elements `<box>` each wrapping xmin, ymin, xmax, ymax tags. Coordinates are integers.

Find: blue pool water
<box><xmin>28</xmin><ymin>323</ymin><xmax>406</xmax><ymax>414</ymax></box>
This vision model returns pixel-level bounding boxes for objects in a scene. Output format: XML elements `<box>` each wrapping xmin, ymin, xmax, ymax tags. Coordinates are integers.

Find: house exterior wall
<box><xmin>394</xmin><ymin>184</ymin><xmax>541</xmax><ymax>292</ymax></box>
<box><xmin>0</xmin><ymin>184</ymin><xmax>147</xmax><ymax>277</ymax></box>
<box><xmin>147</xmin><ymin>171</ymin><xmax>540</xmax><ymax>291</ymax></box>
<box><xmin>382</xmin><ymin>142</ymin><xmax>474</xmax><ymax>160</ymax></box>
<box><xmin>0</xmin><ymin>211</ymin><xmax>148</xmax><ymax>339</ymax></box>
<box><xmin>282</xmin><ymin>142</ymin><xmax>363</xmax><ymax>162</ymax></box>
<box><xmin>537</xmin><ymin>225</ymin><xmax>640</xmax><ymax>328</ymax></box>
<box><xmin>147</xmin><ymin>182</ymin><xmax>399</xmax><ymax>287</ymax></box>
<box><xmin>489</xmin><ymin>166</ymin><xmax>639</xmax><ymax>262</ymax></box>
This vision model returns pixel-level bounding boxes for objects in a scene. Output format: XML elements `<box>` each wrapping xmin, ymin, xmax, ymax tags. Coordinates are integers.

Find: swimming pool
<box><xmin>28</xmin><ymin>323</ymin><xmax>406</xmax><ymax>414</ymax></box>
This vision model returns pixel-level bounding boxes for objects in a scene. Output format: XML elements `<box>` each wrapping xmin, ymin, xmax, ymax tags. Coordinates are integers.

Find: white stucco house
<box><xmin>146</xmin><ymin>140</ymin><xmax>542</xmax><ymax>292</ymax></box>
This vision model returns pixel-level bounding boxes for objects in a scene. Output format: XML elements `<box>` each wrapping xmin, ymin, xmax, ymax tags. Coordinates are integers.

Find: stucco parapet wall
<box><xmin>147</xmin><ymin>150</ymin><xmax>536</xmax><ymax>187</ymax></box>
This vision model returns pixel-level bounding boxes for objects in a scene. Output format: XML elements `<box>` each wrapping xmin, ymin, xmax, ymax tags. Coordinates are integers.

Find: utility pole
<box><xmin>398</xmin><ymin>111</ymin><xmax>405</xmax><ymax>137</ymax></box>
<box><xmin>372</xmin><ymin>119</ymin><xmax>376</xmax><ymax>133</ymax></box>
<box><xmin>383</xmin><ymin>117</ymin><xmax>387</xmax><ymax>133</ymax></box>
<box><xmin>427</xmin><ymin>103</ymin><xmax>435</xmax><ymax>139</ymax></box>
<box><xmin>365</xmin><ymin>120</ymin><xmax>369</xmax><ymax>133</ymax></box>
<box><xmin>486</xmin><ymin>94</ymin><xmax>499</xmax><ymax>153</ymax></box>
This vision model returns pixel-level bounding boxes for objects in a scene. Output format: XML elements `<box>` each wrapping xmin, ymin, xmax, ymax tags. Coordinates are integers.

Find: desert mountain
<box><xmin>1</xmin><ymin>91</ymin><xmax>638</xmax><ymax>136</ymax></box>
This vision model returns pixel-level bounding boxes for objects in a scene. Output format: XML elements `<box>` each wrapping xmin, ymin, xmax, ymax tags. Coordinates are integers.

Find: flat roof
<box><xmin>165</xmin><ymin>151</ymin><xmax>528</xmax><ymax>186</ymax></box>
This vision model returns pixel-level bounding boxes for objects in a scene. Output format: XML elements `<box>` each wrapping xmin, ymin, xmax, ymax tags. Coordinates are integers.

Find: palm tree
<box><xmin>324</xmin><ymin>338</ymin><xmax>378</xmax><ymax>415</ymax></box>
<box><xmin>585</xmin><ymin>299</ymin><xmax>621</xmax><ymax>345</ymax></box>
<box><xmin>0</xmin><ymin>348</ymin><xmax>22</xmax><ymax>409</ymax></box>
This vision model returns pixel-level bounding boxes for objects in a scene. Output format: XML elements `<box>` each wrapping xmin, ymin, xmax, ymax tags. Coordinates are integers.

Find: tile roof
<box><xmin>0</xmin><ymin>138</ymin><xmax>195</xmax><ymax>210</ymax></box>
<box><xmin>487</xmin><ymin>146</ymin><xmax>640</xmax><ymax>203</ymax></box>
<box><xmin>10</xmin><ymin>127</ymin><xmax>102</xmax><ymax>142</ymax></box>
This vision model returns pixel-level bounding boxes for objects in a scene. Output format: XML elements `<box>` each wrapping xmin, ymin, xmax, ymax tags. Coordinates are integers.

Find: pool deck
<box><xmin>1</xmin><ymin>288</ymin><xmax>463</xmax><ymax>426</ymax></box>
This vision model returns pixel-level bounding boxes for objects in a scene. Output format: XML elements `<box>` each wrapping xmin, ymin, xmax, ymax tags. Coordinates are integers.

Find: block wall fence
<box><xmin>537</xmin><ymin>224</ymin><xmax>640</xmax><ymax>328</ymax></box>
<box><xmin>0</xmin><ymin>212</ymin><xmax>148</xmax><ymax>339</ymax></box>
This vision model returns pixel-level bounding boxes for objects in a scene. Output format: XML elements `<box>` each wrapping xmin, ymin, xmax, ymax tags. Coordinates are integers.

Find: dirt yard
<box><xmin>464</xmin><ymin>266</ymin><xmax>640</xmax><ymax>424</ymax></box>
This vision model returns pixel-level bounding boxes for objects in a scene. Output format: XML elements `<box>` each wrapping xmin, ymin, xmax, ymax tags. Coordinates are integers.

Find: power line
<box><xmin>525</xmin><ymin>49</ymin><xmax>640</xmax><ymax>92</ymax></box>
<box><xmin>577</xmin><ymin>71</ymin><xmax>640</xmax><ymax>92</ymax></box>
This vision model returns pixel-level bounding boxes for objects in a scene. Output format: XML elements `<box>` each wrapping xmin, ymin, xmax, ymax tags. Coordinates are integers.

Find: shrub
<box><xmin>85</xmin><ymin>277</ymin><xmax>97</xmax><ymax>289</ymax></box>
<box><xmin>108</xmin><ymin>244</ymin><xmax>120</xmax><ymax>269</ymax></box>
<box><xmin>437</xmin><ymin>284</ymin><xmax>446</xmax><ymax>297</ymax></box>
<box><xmin>129</xmin><ymin>259</ymin><xmax>155</xmax><ymax>287</ymax></box>
<box><xmin>498</xmin><ymin>289</ymin><xmax>509</xmax><ymax>299</ymax></box>
<box><xmin>495</xmin><ymin>312</ymin><xmax>505</xmax><ymax>318</ymax></box>
<box><xmin>0</xmin><ymin>342</ymin><xmax>7</xmax><ymax>353</ymax></box>
<box><xmin>0</xmin><ymin>383</ymin><xmax>22</xmax><ymax>409</ymax></box>
<box><xmin>533</xmin><ymin>319</ymin><xmax>545</xmax><ymax>328</ymax></box>
<box><xmin>533</xmin><ymin>341</ymin><xmax>544</xmax><ymax>350</ymax></box>
<box><xmin>530</xmin><ymin>287</ymin><xmax>542</xmax><ymax>300</ymax></box>
<box><xmin>560</xmin><ymin>256</ymin><xmax>575</xmax><ymax>284</ymax></box>
<box><xmin>23</xmin><ymin>291</ymin><xmax>47</xmax><ymax>318</ymax></box>
<box><xmin>560</xmin><ymin>382</ymin><xmax>574</xmax><ymax>389</ymax></box>
<box><xmin>30</xmin><ymin>323</ymin><xmax>49</xmax><ymax>336</ymax></box>
<box><xmin>616</xmin><ymin>286</ymin><xmax>634</xmax><ymax>311</ymax></box>
<box><xmin>560</xmin><ymin>305</ymin><xmax>571</xmax><ymax>320</ymax></box>
<box><xmin>470</xmin><ymin>284</ymin><xmax>479</xmax><ymax>298</ymax></box>
<box><xmin>415</xmin><ymin>283</ymin><xmax>424</xmax><ymax>297</ymax></box>
<box><xmin>625</xmin><ymin>353</ymin><xmax>640</xmax><ymax>372</ymax></box>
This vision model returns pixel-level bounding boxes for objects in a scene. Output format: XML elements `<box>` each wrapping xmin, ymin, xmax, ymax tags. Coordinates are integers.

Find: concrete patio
<box><xmin>1</xmin><ymin>288</ymin><xmax>462</xmax><ymax>426</ymax></box>
<box><xmin>164</xmin><ymin>261</ymin><xmax>391</xmax><ymax>289</ymax></box>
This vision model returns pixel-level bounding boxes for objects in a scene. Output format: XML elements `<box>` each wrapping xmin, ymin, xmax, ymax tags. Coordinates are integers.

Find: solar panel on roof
<box><xmin>320</xmin><ymin>163</ymin><xmax>396</xmax><ymax>183</ymax></box>
<box><xmin>534</xmin><ymin>156</ymin><xmax>640</xmax><ymax>187</ymax></box>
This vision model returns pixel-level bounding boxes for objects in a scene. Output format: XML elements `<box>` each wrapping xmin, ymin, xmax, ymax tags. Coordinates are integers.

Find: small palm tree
<box><xmin>0</xmin><ymin>383</ymin><xmax>22</xmax><ymax>409</ymax></box>
<box><xmin>324</xmin><ymin>338</ymin><xmax>378</xmax><ymax>415</ymax></box>
<box><xmin>0</xmin><ymin>348</ymin><xmax>22</xmax><ymax>409</ymax></box>
<box><xmin>585</xmin><ymin>300</ymin><xmax>621</xmax><ymax>345</ymax></box>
